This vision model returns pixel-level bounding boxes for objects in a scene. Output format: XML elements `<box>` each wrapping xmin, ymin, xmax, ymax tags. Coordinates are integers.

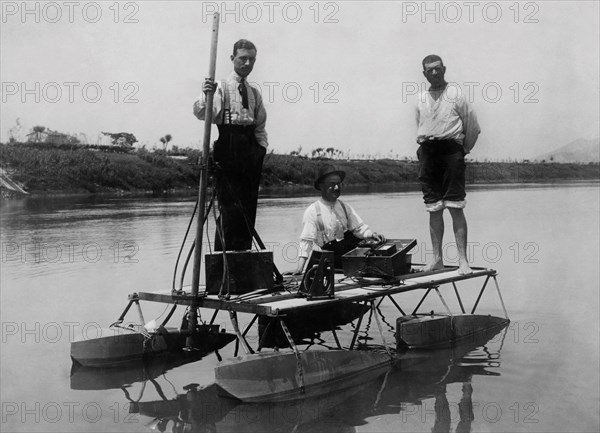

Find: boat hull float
<box><xmin>215</xmin><ymin>349</ymin><xmax>393</xmax><ymax>402</ymax></box>
<box><xmin>70</xmin><ymin>325</ymin><xmax>233</xmax><ymax>367</ymax></box>
<box><xmin>396</xmin><ymin>313</ymin><xmax>509</xmax><ymax>350</ymax></box>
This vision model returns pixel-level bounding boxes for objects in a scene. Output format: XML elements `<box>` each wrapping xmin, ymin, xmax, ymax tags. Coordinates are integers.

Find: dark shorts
<box><xmin>417</xmin><ymin>140</ymin><xmax>466</xmax><ymax>211</ymax></box>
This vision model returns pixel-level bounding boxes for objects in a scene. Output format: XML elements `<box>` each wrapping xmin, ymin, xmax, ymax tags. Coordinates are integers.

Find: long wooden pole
<box><xmin>189</xmin><ymin>12</ymin><xmax>220</xmax><ymax>343</ymax></box>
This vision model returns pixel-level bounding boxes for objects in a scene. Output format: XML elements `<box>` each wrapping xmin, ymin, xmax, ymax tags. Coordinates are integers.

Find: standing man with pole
<box><xmin>194</xmin><ymin>39</ymin><xmax>268</xmax><ymax>252</ymax></box>
<box><xmin>415</xmin><ymin>55</ymin><xmax>480</xmax><ymax>275</ymax></box>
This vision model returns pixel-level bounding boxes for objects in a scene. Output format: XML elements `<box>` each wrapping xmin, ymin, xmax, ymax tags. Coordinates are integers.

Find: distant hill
<box><xmin>534</xmin><ymin>138</ymin><xmax>599</xmax><ymax>163</ymax></box>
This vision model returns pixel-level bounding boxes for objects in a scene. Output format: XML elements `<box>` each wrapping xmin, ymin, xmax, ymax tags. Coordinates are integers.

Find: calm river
<box><xmin>1</xmin><ymin>183</ymin><xmax>598</xmax><ymax>433</ymax></box>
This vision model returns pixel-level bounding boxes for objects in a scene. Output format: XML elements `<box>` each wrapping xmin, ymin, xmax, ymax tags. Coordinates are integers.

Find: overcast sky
<box><xmin>1</xmin><ymin>1</ymin><xmax>599</xmax><ymax>160</ymax></box>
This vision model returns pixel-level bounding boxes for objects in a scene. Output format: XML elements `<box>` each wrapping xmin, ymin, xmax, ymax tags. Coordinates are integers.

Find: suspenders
<box><xmin>221</xmin><ymin>80</ymin><xmax>231</xmax><ymax>124</ymax></box>
<box><xmin>315</xmin><ymin>200</ymin><xmax>350</xmax><ymax>244</ymax></box>
<box><xmin>220</xmin><ymin>79</ymin><xmax>258</xmax><ymax>125</ymax></box>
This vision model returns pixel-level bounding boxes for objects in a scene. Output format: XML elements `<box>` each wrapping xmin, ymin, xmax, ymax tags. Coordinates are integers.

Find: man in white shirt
<box><xmin>294</xmin><ymin>165</ymin><xmax>386</xmax><ymax>273</ymax></box>
<box><xmin>194</xmin><ymin>39</ymin><xmax>268</xmax><ymax>251</ymax></box>
<box><xmin>415</xmin><ymin>55</ymin><xmax>480</xmax><ymax>275</ymax></box>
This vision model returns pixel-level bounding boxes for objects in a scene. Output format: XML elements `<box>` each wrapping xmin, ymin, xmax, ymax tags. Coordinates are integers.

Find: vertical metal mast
<box><xmin>189</xmin><ymin>13</ymin><xmax>220</xmax><ymax>342</ymax></box>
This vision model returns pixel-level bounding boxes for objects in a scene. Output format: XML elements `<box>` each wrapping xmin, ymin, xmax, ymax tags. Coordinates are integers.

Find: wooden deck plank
<box><xmin>133</xmin><ymin>267</ymin><xmax>496</xmax><ymax>317</ymax></box>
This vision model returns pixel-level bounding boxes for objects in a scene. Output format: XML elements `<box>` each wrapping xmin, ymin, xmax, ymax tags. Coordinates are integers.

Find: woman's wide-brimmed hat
<box><xmin>314</xmin><ymin>164</ymin><xmax>346</xmax><ymax>190</ymax></box>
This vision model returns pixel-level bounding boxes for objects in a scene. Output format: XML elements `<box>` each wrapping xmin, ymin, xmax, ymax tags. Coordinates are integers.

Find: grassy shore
<box><xmin>1</xmin><ymin>142</ymin><xmax>598</xmax><ymax>197</ymax></box>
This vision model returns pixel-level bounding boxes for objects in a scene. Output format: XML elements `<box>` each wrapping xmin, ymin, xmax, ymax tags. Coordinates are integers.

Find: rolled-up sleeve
<box><xmin>299</xmin><ymin>239</ymin><xmax>314</xmax><ymax>259</ymax></box>
<box><xmin>457</xmin><ymin>98</ymin><xmax>480</xmax><ymax>154</ymax></box>
<box><xmin>253</xmin><ymin>90</ymin><xmax>268</xmax><ymax>148</ymax></box>
<box><xmin>346</xmin><ymin>204</ymin><xmax>372</xmax><ymax>239</ymax></box>
<box><xmin>193</xmin><ymin>85</ymin><xmax>223</xmax><ymax>122</ymax></box>
<box><xmin>299</xmin><ymin>206</ymin><xmax>319</xmax><ymax>258</ymax></box>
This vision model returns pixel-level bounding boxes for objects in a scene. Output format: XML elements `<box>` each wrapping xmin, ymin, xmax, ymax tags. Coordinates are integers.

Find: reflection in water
<box><xmin>71</xmin><ymin>323</ymin><xmax>508</xmax><ymax>433</ymax></box>
<box><xmin>357</xmin><ymin>322</ymin><xmax>507</xmax><ymax>433</ymax></box>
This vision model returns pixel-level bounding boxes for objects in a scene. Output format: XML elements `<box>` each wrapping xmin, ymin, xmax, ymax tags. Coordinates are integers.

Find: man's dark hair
<box><xmin>233</xmin><ymin>39</ymin><xmax>257</xmax><ymax>56</ymax></box>
<box><xmin>422</xmin><ymin>54</ymin><xmax>444</xmax><ymax>70</ymax></box>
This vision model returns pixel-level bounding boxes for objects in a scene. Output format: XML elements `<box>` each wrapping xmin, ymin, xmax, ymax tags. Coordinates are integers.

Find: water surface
<box><xmin>1</xmin><ymin>183</ymin><xmax>598</xmax><ymax>432</ymax></box>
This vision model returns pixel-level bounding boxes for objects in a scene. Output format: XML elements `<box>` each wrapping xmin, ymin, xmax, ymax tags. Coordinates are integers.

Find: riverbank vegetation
<box><xmin>1</xmin><ymin>142</ymin><xmax>598</xmax><ymax>197</ymax></box>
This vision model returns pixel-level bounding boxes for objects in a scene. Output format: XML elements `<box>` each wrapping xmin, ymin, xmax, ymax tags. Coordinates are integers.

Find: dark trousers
<box><xmin>322</xmin><ymin>231</ymin><xmax>362</xmax><ymax>269</ymax></box>
<box><xmin>417</xmin><ymin>139</ymin><xmax>466</xmax><ymax>205</ymax></box>
<box><xmin>213</xmin><ymin>125</ymin><xmax>266</xmax><ymax>251</ymax></box>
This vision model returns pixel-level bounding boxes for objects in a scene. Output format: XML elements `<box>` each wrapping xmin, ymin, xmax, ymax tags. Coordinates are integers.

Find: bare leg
<box><xmin>424</xmin><ymin>209</ymin><xmax>445</xmax><ymax>271</ymax></box>
<box><xmin>448</xmin><ymin>207</ymin><xmax>472</xmax><ymax>275</ymax></box>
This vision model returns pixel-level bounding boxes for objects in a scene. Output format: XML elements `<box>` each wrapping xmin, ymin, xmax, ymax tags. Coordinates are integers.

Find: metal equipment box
<box><xmin>341</xmin><ymin>239</ymin><xmax>416</xmax><ymax>278</ymax></box>
<box><xmin>205</xmin><ymin>251</ymin><xmax>274</xmax><ymax>295</ymax></box>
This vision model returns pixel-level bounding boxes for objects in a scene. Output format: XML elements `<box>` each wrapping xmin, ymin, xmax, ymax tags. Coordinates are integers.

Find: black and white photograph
<box><xmin>1</xmin><ymin>1</ymin><xmax>599</xmax><ymax>432</ymax></box>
